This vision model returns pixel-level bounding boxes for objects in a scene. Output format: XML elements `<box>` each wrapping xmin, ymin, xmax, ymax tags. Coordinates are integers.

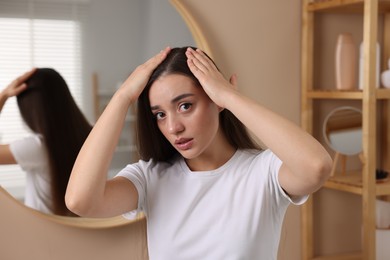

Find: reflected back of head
<box><xmin>17</xmin><ymin>68</ymin><xmax>92</xmax><ymax>216</ymax></box>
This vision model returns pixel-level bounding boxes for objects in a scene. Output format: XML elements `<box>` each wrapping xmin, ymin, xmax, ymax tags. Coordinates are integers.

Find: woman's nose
<box><xmin>167</xmin><ymin>116</ymin><xmax>184</xmax><ymax>134</ymax></box>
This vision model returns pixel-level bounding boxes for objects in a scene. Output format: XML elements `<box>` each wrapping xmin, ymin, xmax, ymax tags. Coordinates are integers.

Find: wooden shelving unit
<box><xmin>301</xmin><ymin>0</ymin><xmax>390</xmax><ymax>259</ymax></box>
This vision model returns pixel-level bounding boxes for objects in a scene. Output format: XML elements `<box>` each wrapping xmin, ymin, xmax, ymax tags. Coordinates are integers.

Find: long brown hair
<box><xmin>17</xmin><ymin>68</ymin><xmax>92</xmax><ymax>216</ymax></box>
<box><xmin>136</xmin><ymin>47</ymin><xmax>260</xmax><ymax>162</ymax></box>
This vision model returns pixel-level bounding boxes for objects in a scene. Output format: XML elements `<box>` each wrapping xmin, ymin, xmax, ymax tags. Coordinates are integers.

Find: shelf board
<box><xmin>306</xmin><ymin>88</ymin><xmax>390</xmax><ymax>99</ymax></box>
<box><xmin>377</xmin><ymin>88</ymin><xmax>390</xmax><ymax>99</ymax></box>
<box><xmin>307</xmin><ymin>0</ymin><xmax>390</xmax><ymax>13</ymax></box>
<box><xmin>307</xmin><ymin>90</ymin><xmax>363</xmax><ymax>99</ymax></box>
<box><xmin>312</xmin><ymin>251</ymin><xmax>361</xmax><ymax>260</ymax></box>
<box><xmin>324</xmin><ymin>172</ymin><xmax>390</xmax><ymax>195</ymax></box>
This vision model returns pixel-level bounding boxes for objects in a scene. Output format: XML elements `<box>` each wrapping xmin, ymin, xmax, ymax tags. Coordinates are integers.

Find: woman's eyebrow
<box><xmin>150</xmin><ymin>93</ymin><xmax>194</xmax><ymax>111</ymax></box>
<box><xmin>171</xmin><ymin>93</ymin><xmax>194</xmax><ymax>103</ymax></box>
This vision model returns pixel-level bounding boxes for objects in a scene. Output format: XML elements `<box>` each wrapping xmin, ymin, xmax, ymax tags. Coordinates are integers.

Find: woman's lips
<box><xmin>175</xmin><ymin>138</ymin><xmax>194</xmax><ymax>150</ymax></box>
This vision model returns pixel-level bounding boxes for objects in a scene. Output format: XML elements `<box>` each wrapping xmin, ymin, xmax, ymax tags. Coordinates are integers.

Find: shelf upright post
<box><xmin>300</xmin><ymin>0</ymin><xmax>315</xmax><ymax>259</ymax></box>
<box><xmin>361</xmin><ymin>0</ymin><xmax>378</xmax><ymax>259</ymax></box>
<box><xmin>382</xmin><ymin>8</ymin><xmax>390</xmax><ymax>191</ymax></box>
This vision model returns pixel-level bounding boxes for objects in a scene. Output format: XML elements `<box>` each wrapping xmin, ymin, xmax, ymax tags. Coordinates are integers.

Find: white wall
<box><xmin>141</xmin><ymin>0</ymin><xmax>195</xmax><ymax>60</ymax></box>
<box><xmin>82</xmin><ymin>0</ymin><xmax>194</xmax><ymax>122</ymax></box>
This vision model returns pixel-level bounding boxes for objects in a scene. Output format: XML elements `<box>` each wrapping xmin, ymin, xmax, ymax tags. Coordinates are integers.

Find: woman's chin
<box><xmin>177</xmin><ymin>149</ymin><xmax>200</xmax><ymax>160</ymax></box>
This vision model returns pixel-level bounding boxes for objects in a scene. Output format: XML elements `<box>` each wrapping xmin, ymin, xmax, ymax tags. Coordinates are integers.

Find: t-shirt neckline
<box><xmin>179</xmin><ymin>149</ymin><xmax>241</xmax><ymax>177</ymax></box>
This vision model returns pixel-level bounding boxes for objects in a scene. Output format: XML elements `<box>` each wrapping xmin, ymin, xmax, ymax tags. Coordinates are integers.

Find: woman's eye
<box><xmin>179</xmin><ymin>103</ymin><xmax>192</xmax><ymax>112</ymax></box>
<box><xmin>154</xmin><ymin>112</ymin><xmax>165</xmax><ymax>120</ymax></box>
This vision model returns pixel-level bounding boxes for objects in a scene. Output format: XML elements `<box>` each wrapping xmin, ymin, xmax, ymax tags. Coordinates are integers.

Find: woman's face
<box><xmin>149</xmin><ymin>74</ymin><xmax>222</xmax><ymax>160</ymax></box>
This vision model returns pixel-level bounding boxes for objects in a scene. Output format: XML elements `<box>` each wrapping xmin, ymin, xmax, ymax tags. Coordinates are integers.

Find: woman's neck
<box><xmin>185</xmin><ymin>130</ymin><xmax>236</xmax><ymax>172</ymax></box>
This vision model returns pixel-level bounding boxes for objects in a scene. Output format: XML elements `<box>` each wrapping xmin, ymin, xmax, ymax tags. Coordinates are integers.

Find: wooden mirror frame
<box><xmin>0</xmin><ymin>186</ymin><xmax>141</xmax><ymax>229</ymax></box>
<box><xmin>1</xmin><ymin>0</ymin><xmax>210</xmax><ymax>229</ymax></box>
<box><xmin>170</xmin><ymin>0</ymin><xmax>213</xmax><ymax>57</ymax></box>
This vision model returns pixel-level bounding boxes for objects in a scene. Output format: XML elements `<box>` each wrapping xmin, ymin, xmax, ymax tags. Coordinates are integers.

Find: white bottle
<box><xmin>381</xmin><ymin>59</ymin><xmax>390</xmax><ymax>89</ymax></box>
<box><xmin>358</xmin><ymin>41</ymin><xmax>380</xmax><ymax>90</ymax></box>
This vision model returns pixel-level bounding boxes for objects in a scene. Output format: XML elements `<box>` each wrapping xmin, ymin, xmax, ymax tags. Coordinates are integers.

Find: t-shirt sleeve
<box><xmin>9</xmin><ymin>135</ymin><xmax>47</xmax><ymax>172</ymax></box>
<box><xmin>263</xmin><ymin>150</ymin><xmax>309</xmax><ymax>206</ymax></box>
<box><xmin>115</xmin><ymin>161</ymin><xmax>149</xmax><ymax>219</ymax></box>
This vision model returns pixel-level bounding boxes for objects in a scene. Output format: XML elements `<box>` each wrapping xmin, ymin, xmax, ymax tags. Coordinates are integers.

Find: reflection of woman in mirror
<box><xmin>0</xmin><ymin>68</ymin><xmax>92</xmax><ymax>216</ymax></box>
<box><xmin>66</xmin><ymin>47</ymin><xmax>332</xmax><ymax>258</ymax></box>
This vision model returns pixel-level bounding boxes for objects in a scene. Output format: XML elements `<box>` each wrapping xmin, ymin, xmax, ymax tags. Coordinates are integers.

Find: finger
<box><xmin>186</xmin><ymin>48</ymin><xmax>208</xmax><ymax>73</ymax></box>
<box><xmin>186</xmin><ymin>50</ymin><xmax>207</xmax><ymax>76</ymax></box>
<box><xmin>133</xmin><ymin>47</ymin><xmax>171</xmax><ymax>79</ymax></box>
<box><xmin>16</xmin><ymin>68</ymin><xmax>37</xmax><ymax>84</ymax></box>
<box><xmin>6</xmin><ymin>82</ymin><xmax>27</xmax><ymax>98</ymax></box>
<box><xmin>194</xmin><ymin>48</ymin><xmax>217</xmax><ymax>70</ymax></box>
<box><xmin>186</xmin><ymin>58</ymin><xmax>199</xmax><ymax>75</ymax></box>
<box><xmin>15</xmin><ymin>83</ymin><xmax>28</xmax><ymax>95</ymax></box>
<box><xmin>144</xmin><ymin>46</ymin><xmax>171</xmax><ymax>68</ymax></box>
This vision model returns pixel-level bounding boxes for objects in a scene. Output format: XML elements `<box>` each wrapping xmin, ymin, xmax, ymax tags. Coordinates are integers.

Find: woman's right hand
<box><xmin>0</xmin><ymin>68</ymin><xmax>36</xmax><ymax>112</ymax></box>
<box><xmin>117</xmin><ymin>47</ymin><xmax>171</xmax><ymax>102</ymax></box>
<box><xmin>1</xmin><ymin>68</ymin><xmax>36</xmax><ymax>98</ymax></box>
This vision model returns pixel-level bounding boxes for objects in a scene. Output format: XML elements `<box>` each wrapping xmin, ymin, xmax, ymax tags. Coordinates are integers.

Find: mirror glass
<box><xmin>0</xmin><ymin>0</ymin><xmax>194</xmax><ymax>216</ymax></box>
<box><xmin>322</xmin><ymin>106</ymin><xmax>362</xmax><ymax>155</ymax></box>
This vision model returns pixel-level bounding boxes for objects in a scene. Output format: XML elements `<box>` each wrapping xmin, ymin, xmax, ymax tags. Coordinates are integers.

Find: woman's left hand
<box><xmin>186</xmin><ymin>48</ymin><xmax>236</xmax><ymax>108</ymax></box>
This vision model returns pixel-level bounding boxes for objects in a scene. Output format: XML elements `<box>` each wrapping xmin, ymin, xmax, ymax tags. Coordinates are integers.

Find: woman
<box><xmin>0</xmin><ymin>68</ymin><xmax>92</xmax><ymax>216</ymax></box>
<box><xmin>66</xmin><ymin>47</ymin><xmax>332</xmax><ymax>259</ymax></box>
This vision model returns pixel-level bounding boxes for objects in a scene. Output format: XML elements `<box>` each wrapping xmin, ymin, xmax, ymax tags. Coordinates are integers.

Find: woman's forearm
<box><xmin>66</xmin><ymin>90</ymin><xmax>133</xmax><ymax>214</ymax></box>
<box><xmin>0</xmin><ymin>91</ymin><xmax>9</xmax><ymax>113</ymax></box>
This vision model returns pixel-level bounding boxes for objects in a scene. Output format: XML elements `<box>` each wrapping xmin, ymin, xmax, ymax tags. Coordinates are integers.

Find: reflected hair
<box><xmin>136</xmin><ymin>46</ymin><xmax>260</xmax><ymax>162</ymax></box>
<box><xmin>17</xmin><ymin>68</ymin><xmax>92</xmax><ymax>216</ymax></box>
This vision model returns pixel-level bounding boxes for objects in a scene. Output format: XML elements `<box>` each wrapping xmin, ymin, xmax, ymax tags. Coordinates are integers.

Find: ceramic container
<box><xmin>381</xmin><ymin>59</ymin><xmax>390</xmax><ymax>89</ymax></box>
<box><xmin>335</xmin><ymin>33</ymin><xmax>357</xmax><ymax>90</ymax></box>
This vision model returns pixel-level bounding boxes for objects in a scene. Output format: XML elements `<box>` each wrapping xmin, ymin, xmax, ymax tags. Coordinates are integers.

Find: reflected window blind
<box><xmin>0</xmin><ymin>0</ymin><xmax>87</xmax><ymax>189</ymax></box>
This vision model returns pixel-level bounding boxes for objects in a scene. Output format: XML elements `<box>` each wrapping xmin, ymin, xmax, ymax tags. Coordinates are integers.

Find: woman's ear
<box><xmin>229</xmin><ymin>73</ymin><xmax>238</xmax><ymax>90</ymax></box>
<box><xmin>217</xmin><ymin>106</ymin><xmax>225</xmax><ymax>113</ymax></box>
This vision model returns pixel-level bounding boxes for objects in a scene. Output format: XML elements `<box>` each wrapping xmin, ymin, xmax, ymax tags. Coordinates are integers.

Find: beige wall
<box><xmin>178</xmin><ymin>0</ymin><xmax>302</xmax><ymax>124</ymax></box>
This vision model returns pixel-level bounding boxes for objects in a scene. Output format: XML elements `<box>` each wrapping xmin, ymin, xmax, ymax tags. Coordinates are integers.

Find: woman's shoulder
<box><xmin>237</xmin><ymin>148</ymin><xmax>265</xmax><ymax>158</ymax></box>
<box><xmin>10</xmin><ymin>134</ymin><xmax>45</xmax><ymax>152</ymax></box>
<box><xmin>9</xmin><ymin>134</ymin><xmax>48</xmax><ymax>167</ymax></box>
<box><xmin>125</xmin><ymin>155</ymin><xmax>182</xmax><ymax>174</ymax></box>
<box><xmin>236</xmin><ymin>148</ymin><xmax>279</xmax><ymax>165</ymax></box>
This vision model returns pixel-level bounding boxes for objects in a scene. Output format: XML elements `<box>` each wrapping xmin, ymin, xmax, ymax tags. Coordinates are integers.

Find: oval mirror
<box><xmin>0</xmin><ymin>0</ymin><xmax>195</xmax><ymax>219</ymax></box>
<box><xmin>322</xmin><ymin>106</ymin><xmax>362</xmax><ymax>155</ymax></box>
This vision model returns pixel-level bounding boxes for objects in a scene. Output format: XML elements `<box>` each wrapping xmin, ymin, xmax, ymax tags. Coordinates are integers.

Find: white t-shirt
<box><xmin>117</xmin><ymin>149</ymin><xmax>308</xmax><ymax>260</ymax></box>
<box><xmin>9</xmin><ymin>134</ymin><xmax>52</xmax><ymax>214</ymax></box>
